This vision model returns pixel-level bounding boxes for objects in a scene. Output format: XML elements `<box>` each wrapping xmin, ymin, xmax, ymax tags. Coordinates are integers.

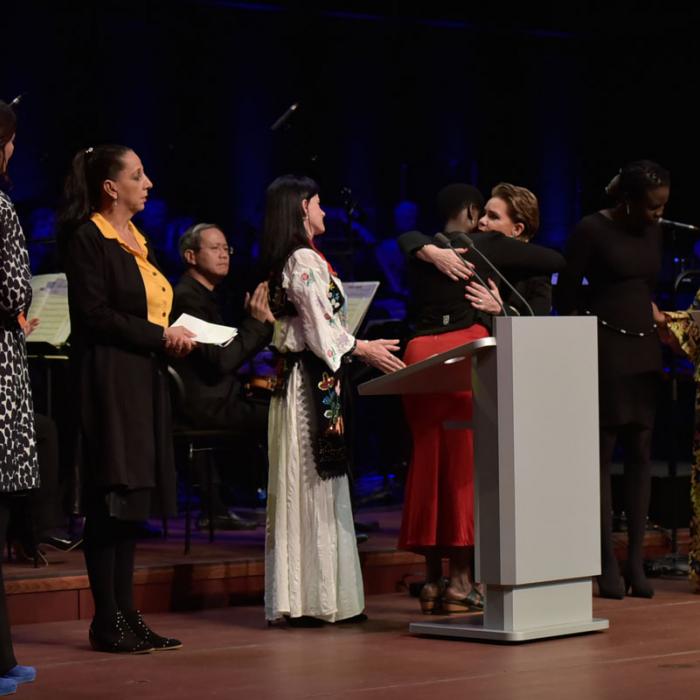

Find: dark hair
<box><xmin>437</xmin><ymin>183</ymin><xmax>484</xmax><ymax>223</ymax></box>
<box><xmin>0</xmin><ymin>100</ymin><xmax>17</xmax><ymax>186</ymax></box>
<box><xmin>605</xmin><ymin>160</ymin><xmax>670</xmax><ymax>202</ymax></box>
<box><xmin>56</xmin><ymin>144</ymin><xmax>132</xmax><ymax>242</ymax></box>
<box><xmin>260</xmin><ymin>174</ymin><xmax>319</xmax><ymax>282</ymax></box>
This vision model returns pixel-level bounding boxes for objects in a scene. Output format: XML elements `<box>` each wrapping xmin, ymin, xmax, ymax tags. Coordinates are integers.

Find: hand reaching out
<box><xmin>353</xmin><ymin>338</ymin><xmax>406</xmax><ymax>374</ymax></box>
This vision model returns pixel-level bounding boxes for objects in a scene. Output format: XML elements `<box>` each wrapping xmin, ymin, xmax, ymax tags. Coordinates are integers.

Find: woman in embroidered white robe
<box><xmin>261</xmin><ymin>175</ymin><xmax>404</xmax><ymax>624</ymax></box>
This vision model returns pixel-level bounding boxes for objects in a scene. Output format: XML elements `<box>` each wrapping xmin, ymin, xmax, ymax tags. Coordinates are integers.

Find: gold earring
<box><xmin>113</xmin><ymin>196</ymin><xmax>118</xmax><ymax>209</ymax></box>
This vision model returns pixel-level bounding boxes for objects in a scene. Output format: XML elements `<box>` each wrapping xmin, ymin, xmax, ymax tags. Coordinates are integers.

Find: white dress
<box><xmin>264</xmin><ymin>248</ymin><xmax>365</xmax><ymax>622</ymax></box>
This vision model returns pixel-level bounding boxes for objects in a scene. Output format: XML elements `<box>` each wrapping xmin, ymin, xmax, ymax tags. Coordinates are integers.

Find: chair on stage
<box><xmin>166</xmin><ymin>366</ymin><xmax>250</xmax><ymax>554</ymax></box>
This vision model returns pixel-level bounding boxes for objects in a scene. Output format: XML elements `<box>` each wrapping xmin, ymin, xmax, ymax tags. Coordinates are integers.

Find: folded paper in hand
<box><xmin>170</xmin><ymin>313</ymin><xmax>238</xmax><ymax>346</ymax></box>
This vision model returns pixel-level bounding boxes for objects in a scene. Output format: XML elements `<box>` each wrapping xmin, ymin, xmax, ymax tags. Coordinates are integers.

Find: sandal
<box><xmin>442</xmin><ymin>587</ymin><xmax>484</xmax><ymax>614</ymax></box>
<box><xmin>418</xmin><ymin>582</ymin><xmax>443</xmax><ymax>614</ymax></box>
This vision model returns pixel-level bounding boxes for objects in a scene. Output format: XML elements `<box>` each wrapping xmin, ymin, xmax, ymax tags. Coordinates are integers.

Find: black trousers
<box><xmin>0</xmin><ymin>497</ymin><xmax>18</xmax><ymax>675</ymax></box>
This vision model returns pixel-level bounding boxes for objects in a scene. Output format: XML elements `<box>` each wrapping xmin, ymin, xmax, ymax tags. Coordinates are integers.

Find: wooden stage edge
<box><xmin>3</xmin><ymin>507</ymin><xmax>691</xmax><ymax>626</ymax></box>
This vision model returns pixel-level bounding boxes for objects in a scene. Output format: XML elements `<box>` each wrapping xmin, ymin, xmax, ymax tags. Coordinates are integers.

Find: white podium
<box><xmin>359</xmin><ymin>317</ymin><xmax>608</xmax><ymax>642</ymax></box>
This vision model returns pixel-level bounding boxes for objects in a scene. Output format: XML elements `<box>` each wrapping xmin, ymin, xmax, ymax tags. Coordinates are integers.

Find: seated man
<box><xmin>171</xmin><ymin>223</ymin><xmax>274</xmax><ymax>530</ymax></box>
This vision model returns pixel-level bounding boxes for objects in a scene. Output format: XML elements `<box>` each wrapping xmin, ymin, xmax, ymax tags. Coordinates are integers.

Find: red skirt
<box><xmin>398</xmin><ymin>325</ymin><xmax>490</xmax><ymax>550</ymax></box>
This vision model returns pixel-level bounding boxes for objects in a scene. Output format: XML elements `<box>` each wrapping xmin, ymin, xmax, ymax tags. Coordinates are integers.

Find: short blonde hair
<box><xmin>491</xmin><ymin>183</ymin><xmax>539</xmax><ymax>241</ymax></box>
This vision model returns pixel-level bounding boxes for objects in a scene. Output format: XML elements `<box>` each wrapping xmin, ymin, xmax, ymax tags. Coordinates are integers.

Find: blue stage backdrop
<box><xmin>3</xmin><ymin>1</ymin><xmax>700</xmax><ymax>286</ymax></box>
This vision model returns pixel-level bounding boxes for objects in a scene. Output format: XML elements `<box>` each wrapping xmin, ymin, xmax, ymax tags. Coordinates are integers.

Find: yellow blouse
<box><xmin>91</xmin><ymin>212</ymin><xmax>173</xmax><ymax>328</ymax></box>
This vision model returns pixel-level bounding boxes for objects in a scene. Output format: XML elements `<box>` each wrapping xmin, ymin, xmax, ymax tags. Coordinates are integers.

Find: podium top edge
<box><xmin>357</xmin><ymin>335</ymin><xmax>496</xmax><ymax>396</ymax></box>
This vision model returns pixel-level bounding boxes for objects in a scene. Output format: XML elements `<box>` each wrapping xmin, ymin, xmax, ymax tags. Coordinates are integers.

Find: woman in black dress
<box><xmin>57</xmin><ymin>145</ymin><xmax>196</xmax><ymax>652</ymax></box>
<box><xmin>558</xmin><ymin>160</ymin><xmax>670</xmax><ymax>599</ymax></box>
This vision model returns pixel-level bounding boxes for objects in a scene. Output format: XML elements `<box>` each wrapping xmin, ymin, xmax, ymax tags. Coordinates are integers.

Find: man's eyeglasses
<box><xmin>200</xmin><ymin>244</ymin><xmax>235</xmax><ymax>256</ymax></box>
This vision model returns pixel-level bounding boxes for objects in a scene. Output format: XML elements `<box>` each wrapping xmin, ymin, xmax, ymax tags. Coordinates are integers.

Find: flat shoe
<box><xmin>1</xmin><ymin>666</ymin><xmax>36</xmax><ymax>685</ymax></box>
<box><xmin>336</xmin><ymin>613</ymin><xmax>368</xmax><ymax>624</ymax></box>
<box><xmin>284</xmin><ymin>616</ymin><xmax>326</xmax><ymax>628</ymax></box>
<box><xmin>0</xmin><ymin>677</ymin><xmax>16</xmax><ymax>696</ymax></box>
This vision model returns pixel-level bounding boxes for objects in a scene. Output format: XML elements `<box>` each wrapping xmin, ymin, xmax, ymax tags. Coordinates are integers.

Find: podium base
<box><xmin>409</xmin><ymin>616</ymin><xmax>609</xmax><ymax>643</ymax></box>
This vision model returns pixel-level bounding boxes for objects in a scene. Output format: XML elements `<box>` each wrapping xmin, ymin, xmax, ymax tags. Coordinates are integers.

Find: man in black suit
<box><xmin>171</xmin><ymin>223</ymin><xmax>274</xmax><ymax>530</ymax></box>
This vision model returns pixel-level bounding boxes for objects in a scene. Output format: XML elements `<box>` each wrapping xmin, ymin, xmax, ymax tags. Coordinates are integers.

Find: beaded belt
<box><xmin>585</xmin><ymin>311</ymin><xmax>657</xmax><ymax>338</ymax></box>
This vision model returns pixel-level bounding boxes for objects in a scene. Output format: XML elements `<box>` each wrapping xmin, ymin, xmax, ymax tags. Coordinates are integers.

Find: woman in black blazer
<box><xmin>57</xmin><ymin>144</ymin><xmax>195</xmax><ymax>653</ymax></box>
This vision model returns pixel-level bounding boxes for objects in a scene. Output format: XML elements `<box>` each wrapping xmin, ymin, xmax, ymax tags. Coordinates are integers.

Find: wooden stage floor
<box><xmin>11</xmin><ymin>579</ymin><xmax>700</xmax><ymax>700</ymax></box>
<box><xmin>4</xmin><ymin>507</ymin><xmax>689</xmax><ymax>626</ymax></box>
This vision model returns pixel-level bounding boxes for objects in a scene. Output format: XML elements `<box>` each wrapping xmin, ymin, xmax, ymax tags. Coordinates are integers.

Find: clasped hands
<box><xmin>163</xmin><ymin>326</ymin><xmax>197</xmax><ymax>357</ymax></box>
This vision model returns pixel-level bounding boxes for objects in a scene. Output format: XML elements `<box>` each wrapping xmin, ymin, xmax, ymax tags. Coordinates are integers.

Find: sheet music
<box><xmin>170</xmin><ymin>313</ymin><xmax>238</xmax><ymax>346</ymax></box>
<box><xmin>26</xmin><ymin>273</ymin><xmax>71</xmax><ymax>347</ymax></box>
<box><xmin>344</xmin><ymin>281</ymin><xmax>380</xmax><ymax>335</ymax></box>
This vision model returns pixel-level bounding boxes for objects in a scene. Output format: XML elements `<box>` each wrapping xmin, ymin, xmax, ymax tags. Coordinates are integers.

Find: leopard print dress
<box><xmin>0</xmin><ymin>190</ymin><xmax>39</xmax><ymax>493</ymax></box>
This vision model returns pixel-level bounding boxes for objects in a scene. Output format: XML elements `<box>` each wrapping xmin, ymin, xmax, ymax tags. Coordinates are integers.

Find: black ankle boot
<box><xmin>596</xmin><ymin>562</ymin><xmax>625</xmax><ymax>600</ymax></box>
<box><xmin>121</xmin><ymin>609</ymin><xmax>182</xmax><ymax>650</ymax></box>
<box><xmin>89</xmin><ymin>611</ymin><xmax>154</xmax><ymax>654</ymax></box>
<box><xmin>623</xmin><ymin>564</ymin><xmax>654</xmax><ymax>599</ymax></box>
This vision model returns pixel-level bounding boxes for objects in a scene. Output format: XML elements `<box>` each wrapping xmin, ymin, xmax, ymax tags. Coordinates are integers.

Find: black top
<box><xmin>502</xmin><ymin>274</ymin><xmax>552</xmax><ymax>316</ymax></box>
<box><xmin>398</xmin><ymin>229</ymin><xmax>565</xmax><ymax>335</ymax></box>
<box><xmin>170</xmin><ymin>275</ymin><xmax>273</xmax><ymax>428</ymax></box>
<box><xmin>557</xmin><ymin>211</ymin><xmax>662</xmax><ymax>371</ymax></box>
<box><xmin>557</xmin><ymin>211</ymin><xmax>663</xmax><ymax>427</ymax></box>
<box><xmin>63</xmin><ymin>220</ymin><xmax>175</xmax><ymax>513</ymax></box>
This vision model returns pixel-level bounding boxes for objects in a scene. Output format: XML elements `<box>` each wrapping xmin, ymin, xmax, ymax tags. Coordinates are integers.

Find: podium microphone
<box><xmin>452</xmin><ymin>232</ymin><xmax>535</xmax><ymax>317</ymax></box>
<box><xmin>434</xmin><ymin>232</ymin><xmax>508</xmax><ymax>317</ymax></box>
<box><xmin>270</xmin><ymin>102</ymin><xmax>299</xmax><ymax>131</ymax></box>
<box><xmin>659</xmin><ymin>218</ymin><xmax>700</xmax><ymax>232</ymax></box>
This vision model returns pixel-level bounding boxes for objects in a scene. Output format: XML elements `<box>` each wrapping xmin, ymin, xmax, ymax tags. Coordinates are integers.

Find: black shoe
<box><xmin>623</xmin><ymin>564</ymin><xmax>655</xmax><ymax>599</ymax></box>
<box><xmin>335</xmin><ymin>613</ymin><xmax>368</xmax><ymax>624</ymax></box>
<box><xmin>121</xmin><ymin>609</ymin><xmax>182</xmax><ymax>651</ymax></box>
<box><xmin>196</xmin><ymin>511</ymin><xmax>258</xmax><ymax>531</ymax></box>
<box><xmin>89</xmin><ymin>611</ymin><xmax>154</xmax><ymax>654</ymax></box>
<box><xmin>39</xmin><ymin>529</ymin><xmax>83</xmax><ymax>552</ymax></box>
<box><xmin>355</xmin><ymin>533</ymin><xmax>369</xmax><ymax>545</ymax></box>
<box><xmin>11</xmin><ymin>540</ymin><xmax>48</xmax><ymax>567</ymax></box>
<box><xmin>284</xmin><ymin>615</ymin><xmax>326</xmax><ymax>628</ymax></box>
<box><xmin>596</xmin><ymin>574</ymin><xmax>625</xmax><ymax>599</ymax></box>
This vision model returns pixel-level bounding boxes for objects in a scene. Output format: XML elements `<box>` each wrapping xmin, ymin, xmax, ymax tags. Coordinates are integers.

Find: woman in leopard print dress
<box><xmin>0</xmin><ymin>100</ymin><xmax>39</xmax><ymax>690</ymax></box>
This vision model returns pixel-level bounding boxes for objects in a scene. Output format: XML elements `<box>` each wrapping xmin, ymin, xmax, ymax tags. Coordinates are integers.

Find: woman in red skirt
<box><xmin>398</xmin><ymin>183</ymin><xmax>564</xmax><ymax>613</ymax></box>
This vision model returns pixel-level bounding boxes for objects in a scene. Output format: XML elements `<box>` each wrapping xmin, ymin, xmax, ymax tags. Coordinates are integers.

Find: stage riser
<box><xmin>6</xmin><ymin>554</ymin><xmax>426</xmax><ymax>626</ymax></box>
